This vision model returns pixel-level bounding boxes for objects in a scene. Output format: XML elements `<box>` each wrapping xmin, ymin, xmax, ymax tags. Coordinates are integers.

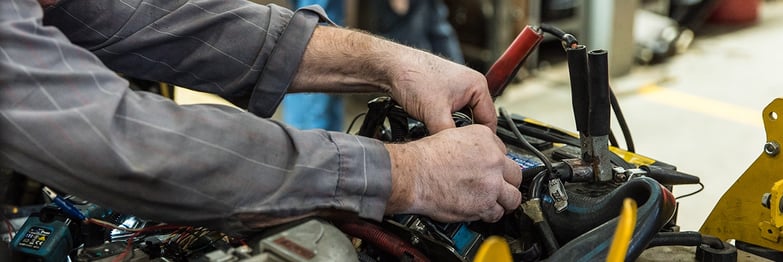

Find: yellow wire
<box><xmin>607</xmin><ymin>198</ymin><xmax>638</xmax><ymax>262</ymax></box>
<box><xmin>473</xmin><ymin>236</ymin><xmax>513</xmax><ymax>262</ymax></box>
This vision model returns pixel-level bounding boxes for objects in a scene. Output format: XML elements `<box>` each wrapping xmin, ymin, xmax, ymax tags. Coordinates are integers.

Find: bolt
<box><xmin>614</xmin><ymin>171</ymin><xmax>627</xmax><ymax>181</ymax></box>
<box><xmin>779</xmin><ymin>197</ymin><xmax>783</xmax><ymax>213</ymax></box>
<box><xmin>762</xmin><ymin>193</ymin><xmax>772</xmax><ymax>209</ymax></box>
<box><xmin>411</xmin><ymin>220</ymin><xmax>426</xmax><ymax>233</ymax></box>
<box><xmin>765</xmin><ymin>141</ymin><xmax>780</xmax><ymax>156</ymax></box>
<box><xmin>410</xmin><ymin>236</ymin><xmax>420</xmax><ymax>245</ymax></box>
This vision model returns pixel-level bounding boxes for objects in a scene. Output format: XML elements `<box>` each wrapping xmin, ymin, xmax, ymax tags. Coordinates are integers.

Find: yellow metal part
<box><xmin>758</xmin><ymin>221</ymin><xmax>781</xmax><ymax>242</ymax></box>
<box><xmin>700</xmin><ymin>98</ymin><xmax>783</xmax><ymax>250</ymax></box>
<box><xmin>159</xmin><ymin>82</ymin><xmax>172</xmax><ymax>99</ymax></box>
<box><xmin>773</xmin><ymin>180</ymin><xmax>783</xmax><ymax>227</ymax></box>
<box><xmin>609</xmin><ymin>147</ymin><xmax>657</xmax><ymax>166</ymax></box>
<box><xmin>473</xmin><ymin>236</ymin><xmax>513</xmax><ymax>262</ymax></box>
<box><xmin>607</xmin><ymin>198</ymin><xmax>638</xmax><ymax>262</ymax></box>
<box><xmin>523</xmin><ymin>116</ymin><xmax>657</xmax><ymax>166</ymax></box>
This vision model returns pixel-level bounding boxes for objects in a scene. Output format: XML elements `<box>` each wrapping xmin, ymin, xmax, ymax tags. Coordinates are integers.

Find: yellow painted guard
<box><xmin>474</xmin><ymin>236</ymin><xmax>513</xmax><ymax>262</ymax></box>
<box><xmin>700</xmin><ymin>98</ymin><xmax>783</xmax><ymax>250</ymax></box>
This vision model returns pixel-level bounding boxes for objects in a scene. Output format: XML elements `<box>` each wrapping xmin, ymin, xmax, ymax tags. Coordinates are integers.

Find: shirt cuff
<box><xmin>247</xmin><ymin>6</ymin><xmax>329</xmax><ymax>117</ymax></box>
<box><xmin>329</xmin><ymin>131</ymin><xmax>392</xmax><ymax>221</ymax></box>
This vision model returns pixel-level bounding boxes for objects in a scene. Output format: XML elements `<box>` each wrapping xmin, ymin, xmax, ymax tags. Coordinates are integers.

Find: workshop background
<box><xmin>174</xmin><ymin>0</ymin><xmax>779</xmax><ymax>233</ymax></box>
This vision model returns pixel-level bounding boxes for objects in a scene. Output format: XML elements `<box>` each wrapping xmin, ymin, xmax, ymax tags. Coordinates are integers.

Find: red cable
<box><xmin>336</xmin><ymin>219</ymin><xmax>430</xmax><ymax>262</ymax></box>
<box><xmin>3</xmin><ymin>219</ymin><xmax>13</xmax><ymax>244</ymax></box>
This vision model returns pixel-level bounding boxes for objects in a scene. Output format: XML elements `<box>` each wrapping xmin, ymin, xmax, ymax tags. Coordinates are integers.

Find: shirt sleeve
<box><xmin>43</xmin><ymin>0</ymin><xmax>322</xmax><ymax>117</ymax></box>
<box><xmin>0</xmin><ymin>0</ymin><xmax>391</xmax><ymax>233</ymax></box>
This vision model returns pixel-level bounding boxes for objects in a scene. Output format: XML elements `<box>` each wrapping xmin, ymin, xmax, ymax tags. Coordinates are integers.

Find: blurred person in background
<box><xmin>364</xmin><ymin>0</ymin><xmax>464</xmax><ymax>63</ymax></box>
<box><xmin>282</xmin><ymin>0</ymin><xmax>345</xmax><ymax>131</ymax></box>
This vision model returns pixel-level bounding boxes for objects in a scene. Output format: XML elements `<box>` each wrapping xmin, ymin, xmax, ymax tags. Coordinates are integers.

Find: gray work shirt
<box><xmin>0</xmin><ymin>0</ymin><xmax>391</xmax><ymax>233</ymax></box>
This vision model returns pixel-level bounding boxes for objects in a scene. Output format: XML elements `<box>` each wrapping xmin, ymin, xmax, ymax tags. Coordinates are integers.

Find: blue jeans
<box><xmin>283</xmin><ymin>0</ymin><xmax>344</xmax><ymax>131</ymax></box>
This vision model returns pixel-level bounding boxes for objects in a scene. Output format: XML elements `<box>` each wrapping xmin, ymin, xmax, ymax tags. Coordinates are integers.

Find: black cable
<box><xmin>540</xmin><ymin>23</ymin><xmax>578</xmax><ymax>48</ymax></box>
<box><xmin>675</xmin><ymin>182</ymin><xmax>705</xmax><ymax>200</ymax></box>
<box><xmin>609</xmin><ymin>88</ymin><xmax>635</xmax><ymax>152</ymax></box>
<box><xmin>608</xmin><ymin>132</ymin><xmax>619</xmax><ymax>148</ymax></box>
<box><xmin>499</xmin><ymin>108</ymin><xmax>554</xmax><ymax>177</ymax></box>
<box><xmin>522</xmin><ymin>166</ymin><xmax>548</xmax><ymax>186</ymax></box>
<box><xmin>345</xmin><ymin>112</ymin><xmax>367</xmax><ymax>134</ymax></box>
<box><xmin>540</xmin><ymin>23</ymin><xmax>567</xmax><ymax>38</ymax></box>
<box><xmin>525</xmin><ymin>171</ymin><xmax>561</xmax><ymax>255</ymax></box>
<box><xmin>497</xmin><ymin>117</ymin><xmax>579</xmax><ymax>146</ymax></box>
<box><xmin>497</xmin><ymin>115</ymin><xmax>635</xmax><ymax>170</ymax></box>
<box><xmin>529</xmin><ymin>171</ymin><xmax>548</xmax><ymax>200</ymax></box>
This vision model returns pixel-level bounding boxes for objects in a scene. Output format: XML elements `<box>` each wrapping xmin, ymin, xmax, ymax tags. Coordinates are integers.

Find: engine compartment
<box><xmin>0</xmin><ymin>25</ymin><xmax>741</xmax><ymax>261</ymax></box>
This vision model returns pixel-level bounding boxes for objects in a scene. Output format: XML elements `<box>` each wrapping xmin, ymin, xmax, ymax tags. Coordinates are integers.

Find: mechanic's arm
<box><xmin>292</xmin><ymin>26</ymin><xmax>523</xmax><ymax>221</ymax></box>
<box><xmin>3</xmin><ymin>0</ymin><xmax>390</xmax><ymax>232</ymax></box>
<box><xmin>43</xmin><ymin>0</ymin><xmax>322</xmax><ymax>118</ymax></box>
<box><xmin>33</xmin><ymin>0</ymin><xmax>521</xmax><ymax>225</ymax></box>
<box><xmin>45</xmin><ymin>0</ymin><xmax>497</xmax><ymax>131</ymax></box>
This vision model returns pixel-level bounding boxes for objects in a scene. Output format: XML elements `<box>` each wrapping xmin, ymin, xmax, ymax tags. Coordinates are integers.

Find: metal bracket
<box><xmin>700</xmin><ymin>98</ymin><xmax>783</xmax><ymax>251</ymax></box>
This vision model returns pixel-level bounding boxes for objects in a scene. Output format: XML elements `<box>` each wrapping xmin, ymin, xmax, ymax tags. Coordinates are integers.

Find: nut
<box><xmin>762</xmin><ymin>193</ymin><xmax>772</xmax><ymax>209</ymax></box>
<box><xmin>765</xmin><ymin>141</ymin><xmax>780</xmax><ymax>156</ymax></box>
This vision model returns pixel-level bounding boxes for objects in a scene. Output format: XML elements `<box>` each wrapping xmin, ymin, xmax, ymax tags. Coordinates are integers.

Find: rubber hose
<box><xmin>648</xmin><ymin>232</ymin><xmax>724</xmax><ymax>249</ymax></box>
<box><xmin>336</xmin><ymin>220</ymin><xmax>430</xmax><ymax>262</ymax></box>
<box><xmin>648</xmin><ymin>231</ymin><xmax>702</xmax><ymax>247</ymax></box>
<box><xmin>566</xmin><ymin>46</ymin><xmax>589</xmax><ymax>136</ymax></box>
<box><xmin>542</xmin><ymin>177</ymin><xmax>675</xmax><ymax>254</ymax></box>
<box><xmin>536</xmin><ymin>219</ymin><xmax>560</xmax><ymax>256</ymax></box>
<box><xmin>587</xmin><ymin>50</ymin><xmax>611</xmax><ymax>137</ymax></box>
<box><xmin>545</xmin><ymin>177</ymin><xmax>676</xmax><ymax>261</ymax></box>
<box><xmin>522</xmin><ymin>166</ymin><xmax>548</xmax><ymax>186</ymax></box>
<box><xmin>541</xmin><ymin>178</ymin><xmax>672</xmax><ymax>242</ymax></box>
<box><xmin>702</xmin><ymin>234</ymin><xmax>727</xmax><ymax>249</ymax></box>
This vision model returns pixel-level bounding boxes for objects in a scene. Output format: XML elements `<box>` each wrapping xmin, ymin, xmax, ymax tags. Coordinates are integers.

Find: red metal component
<box><xmin>336</xmin><ymin>219</ymin><xmax>430</xmax><ymax>262</ymax></box>
<box><xmin>485</xmin><ymin>26</ymin><xmax>544</xmax><ymax>97</ymax></box>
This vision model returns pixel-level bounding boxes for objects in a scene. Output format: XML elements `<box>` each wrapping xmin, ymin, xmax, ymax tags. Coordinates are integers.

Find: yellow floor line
<box><xmin>638</xmin><ymin>85</ymin><xmax>763</xmax><ymax>128</ymax></box>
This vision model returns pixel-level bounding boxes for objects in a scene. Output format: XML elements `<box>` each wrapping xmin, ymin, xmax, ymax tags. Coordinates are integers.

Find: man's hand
<box><xmin>388</xmin><ymin>50</ymin><xmax>497</xmax><ymax>133</ymax></box>
<box><xmin>384</xmin><ymin>125</ymin><xmax>522</xmax><ymax>223</ymax></box>
<box><xmin>291</xmin><ymin>26</ymin><xmax>497</xmax><ymax>132</ymax></box>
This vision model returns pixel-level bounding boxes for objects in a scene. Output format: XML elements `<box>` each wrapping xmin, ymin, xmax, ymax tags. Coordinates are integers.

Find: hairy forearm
<box><xmin>291</xmin><ymin>26</ymin><xmax>424</xmax><ymax>94</ymax></box>
<box><xmin>383</xmin><ymin>143</ymin><xmax>417</xmax><ymax>214</ymax></box>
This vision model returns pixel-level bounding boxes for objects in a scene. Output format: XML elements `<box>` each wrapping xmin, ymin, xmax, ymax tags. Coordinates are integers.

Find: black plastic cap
<box><xmin>696</xmin><ymin>242</ymin><xmax>737</xmax><ymax>262</ymax></box>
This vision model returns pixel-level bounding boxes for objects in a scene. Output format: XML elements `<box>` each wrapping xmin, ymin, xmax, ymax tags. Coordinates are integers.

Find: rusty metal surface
<box><xmin>638</xmin><ymin>246</ymin><xmax>771</xmax><ymax>262</ymax></box>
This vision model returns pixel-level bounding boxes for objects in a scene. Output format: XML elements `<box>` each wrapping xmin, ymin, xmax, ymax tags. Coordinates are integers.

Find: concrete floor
<box><xmin>492</xmin><ymin>2</ymin><xmax>783</xmax><ymax>232</ymax></box>
<box><xmin>176</xmin><ymin>2</ymin><xmax>783</xmax><ymax>233</ymax></box>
